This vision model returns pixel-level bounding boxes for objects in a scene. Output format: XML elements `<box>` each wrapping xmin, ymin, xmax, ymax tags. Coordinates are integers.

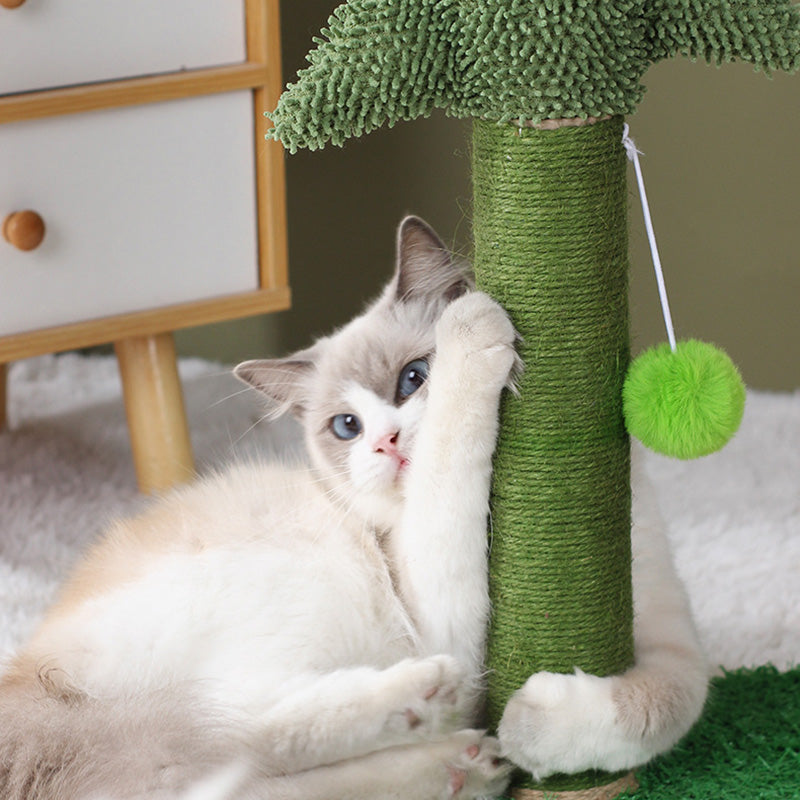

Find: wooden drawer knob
<box><xmin>3</xmin><ymin>210</ymin><xmax>46</xmax><ymax>251</ymax></box>
<box><xmin>0</xmin><ymin>0</ymin><xmax>28</xmax><ymax>8</ymax></box>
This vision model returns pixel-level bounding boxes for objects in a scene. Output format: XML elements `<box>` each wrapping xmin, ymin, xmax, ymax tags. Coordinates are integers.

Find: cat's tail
<box><xmin>0</xmin><ymin>672</ymin><xmax>251</xmax><ymax>800</ymax></box>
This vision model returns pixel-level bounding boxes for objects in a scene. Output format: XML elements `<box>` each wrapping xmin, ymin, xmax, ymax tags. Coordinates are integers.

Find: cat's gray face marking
<box><xmin>303</xmin><ymin>303</ymin><xmax>436</xmax><ymax>525</ymax></box>
<box><xmin>235</xmin><ymin>216</ymin><xmax>470</xmax><ymax>528</ymax></box>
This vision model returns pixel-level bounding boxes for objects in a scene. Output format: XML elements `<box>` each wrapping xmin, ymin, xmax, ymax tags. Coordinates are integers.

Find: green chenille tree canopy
<box><xmin>269</xmin><ymin>0</ymin><xmax>800</xmax><ymax>151</ymax></box>
<box><xmin>268</xmin><ymin>1</ymin><xmax>798</xmax><ymax>796</ymax></box>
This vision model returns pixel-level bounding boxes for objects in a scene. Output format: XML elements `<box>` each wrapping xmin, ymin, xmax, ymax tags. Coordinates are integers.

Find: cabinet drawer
<box><xmin>0</xmin><ymin>0</ymin><xmax>246</xmax><ymax>97</ymax></box>
<box><xmin>0</xmin><ymin>92</ymin><xmax>258</xmax><ymax>337</ymax></box>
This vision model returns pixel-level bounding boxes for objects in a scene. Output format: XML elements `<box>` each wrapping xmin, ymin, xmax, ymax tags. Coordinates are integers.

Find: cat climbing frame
<box><xmin>266</xmin><ymin>1</ymin><xmax>800</xmax><ymax>796</ymax></box>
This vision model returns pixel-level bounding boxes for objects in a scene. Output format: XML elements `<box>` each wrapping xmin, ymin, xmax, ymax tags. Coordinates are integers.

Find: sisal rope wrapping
<box><xmin>473</xmin><ymin>115</ymin><xmax>634</xmax><ymax>793</ymax></box>
<box><xmin>511</xmin><ymin>771</ymin><xmax>638</xmax><ymax>800</ymax></box>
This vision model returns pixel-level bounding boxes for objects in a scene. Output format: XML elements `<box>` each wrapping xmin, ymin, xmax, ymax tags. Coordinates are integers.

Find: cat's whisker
<box><xmin>289</xmin><ymin>464</ymin><xmax>352</xmax><ymax>486</ymax></box>
<box><xmin>190</xmin><ymin>367</ymin><xmax>243</xmax><ymax>381</ymax></box>
<box><xmin>206</xmin><ymin>386</ymin><xmax>258</xmax><ymax>409</ymax></box>
<box><xmin>227</xmin><ymin>412</ymin><xmax>277</xmax><ymax>447</ymax></box>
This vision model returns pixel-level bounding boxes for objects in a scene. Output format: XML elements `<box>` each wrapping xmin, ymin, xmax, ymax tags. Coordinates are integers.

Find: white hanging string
<box><xmin>622</xmin><ymin>124</ymin><xmax>677</xmax><ymax>353</ymax></box>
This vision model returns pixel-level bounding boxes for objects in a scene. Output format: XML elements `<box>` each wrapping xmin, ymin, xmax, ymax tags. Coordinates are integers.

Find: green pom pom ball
<box><xmin>623</xmin><ymin>340</ymin><xmax>746</xmax><ymax>459</ymax></box>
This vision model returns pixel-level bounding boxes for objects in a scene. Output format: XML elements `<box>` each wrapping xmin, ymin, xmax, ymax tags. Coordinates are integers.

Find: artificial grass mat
<box><xmin>504</xmin><ymin>665</ymin><xmax>800</xmax><ymax>799</ymax></box>
<box><xmin>625</xmin><ymin>665</ymin><xmax>800</xmax><ymax>799</ymax></box>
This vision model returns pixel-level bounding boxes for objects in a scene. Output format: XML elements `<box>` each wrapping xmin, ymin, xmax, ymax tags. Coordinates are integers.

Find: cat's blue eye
<box><xmin>397</xmin><ymin>359</ymin><xmax>429</xmax><ymax>401</ymax></box>
<box><xmin>331</xmin><ymin>414</ymin><xmax>362</xmax><ymax>440</ymax></box>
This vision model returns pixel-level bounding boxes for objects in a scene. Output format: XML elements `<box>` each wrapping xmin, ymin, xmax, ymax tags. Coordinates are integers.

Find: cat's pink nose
<box><xmin>374</xmin><ymin>432</ymin><xmax>400</xmax><ymax>457</ymax></box>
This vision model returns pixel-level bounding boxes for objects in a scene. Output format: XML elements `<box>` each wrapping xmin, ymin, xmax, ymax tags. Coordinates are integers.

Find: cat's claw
<box><xmin>445</xmin><ymin>731</ymin><xmax>512</xmax><ymax>799</ymax></box>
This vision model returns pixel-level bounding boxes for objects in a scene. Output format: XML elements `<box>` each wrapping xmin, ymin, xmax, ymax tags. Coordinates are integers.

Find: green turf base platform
<box><xmin>627</xmin><ymin>665</ymin><xmax>800</xmax><ymax>799</ymax></box>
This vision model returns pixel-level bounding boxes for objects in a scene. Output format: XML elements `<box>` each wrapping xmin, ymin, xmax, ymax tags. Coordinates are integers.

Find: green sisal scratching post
<box><xmin>266</xmin><ymin>1</ymin><xmax>800</xmax><ymax>797</ymax></box>
<box><xmin>473</xmin><ymin>116</ymin><xmax>634</xmax><ymax>793</ymax></box>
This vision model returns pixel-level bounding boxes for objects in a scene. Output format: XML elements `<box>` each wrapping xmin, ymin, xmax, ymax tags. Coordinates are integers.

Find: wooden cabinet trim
<box><xmin>0</xmin><ymin>63</ymin><xmax>271</xmax><ymax>124</ymax></box>
<box><xmin>246</xmin><ymin>0</ymin><xmax>289</xmax><ymax>293</ymax></box>
<box><xmin>0</xmin><ymin>287</ymin><xmax>291</xmax><ymax>363</ymax></box>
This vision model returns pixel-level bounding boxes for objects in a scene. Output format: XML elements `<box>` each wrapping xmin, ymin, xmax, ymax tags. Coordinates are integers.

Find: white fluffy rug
<box><xmin>1</xmin><ymin>354</ymin><xmax>798</xmax><ymax>674</ymax></box>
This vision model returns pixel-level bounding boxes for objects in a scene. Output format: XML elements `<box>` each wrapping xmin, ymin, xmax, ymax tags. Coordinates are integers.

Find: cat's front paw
<box><xmin>444</xmin><ymin>731</ymin><xmax>513</xmax><ymax>799</ymax></box>
<box><xmin>498</xmin><ymin>670</ymin><xmax>630</xmax><ymax>781</ymax></box>
<box><xmin>435</xmin><ymin>293</ymin><xmax>520</xmax><ymax>392</ymax></box>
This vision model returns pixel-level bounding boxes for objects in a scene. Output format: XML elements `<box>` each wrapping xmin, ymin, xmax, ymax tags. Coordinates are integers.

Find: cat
<box><xmin>0</xmin><ymin>216</ymin><xmax>707</xmax><ymax>799</ymax></box>
<box><xmin>0</xmin><ymin>217</ymin><xmax>515</xmax><ymax>800</ymax></box>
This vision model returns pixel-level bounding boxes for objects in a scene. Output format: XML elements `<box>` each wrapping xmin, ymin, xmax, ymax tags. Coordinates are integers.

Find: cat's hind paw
<box><xmin>387</xmin><ymin>655</ymin><xmax>469</xmax><ymax>740</ymax></box>
<box><xmin>445</xmin><ymin>731</ymin><xmax>513</xmax><ymax>799</ymax></box>
<box><xmin>498</xmin><ymin>669</ymin><xmax>632</xmax><ymax>781</ymax></box>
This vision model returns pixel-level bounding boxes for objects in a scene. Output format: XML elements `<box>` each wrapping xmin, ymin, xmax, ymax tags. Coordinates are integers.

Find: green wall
<box><xmin>178</xmin><ymin>1</ymin><xmax>800</xmax><ymax>391</ymax></box>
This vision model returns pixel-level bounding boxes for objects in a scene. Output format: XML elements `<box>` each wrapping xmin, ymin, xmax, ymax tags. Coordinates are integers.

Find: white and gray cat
<box><xmin>0</xmin><ymin>217</ymin><xmax>707</xmax><ymax>799</ymax></box>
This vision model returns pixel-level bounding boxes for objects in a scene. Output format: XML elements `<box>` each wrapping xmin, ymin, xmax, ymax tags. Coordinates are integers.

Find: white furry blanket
<box><xmin>1</xmin><ymin>354</ymin><xmax>798</xmax><ymax>673</ymax></box>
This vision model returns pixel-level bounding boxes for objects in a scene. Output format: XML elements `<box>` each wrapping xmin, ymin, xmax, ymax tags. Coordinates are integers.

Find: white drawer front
<box><xmin>0</xmin><ymin>92</ymin><xmax>258</xmax><ymax>337</ymax></box>
<box><xmin>0</xmin><ymin>0</ymin><xmax>246</xmax><ymax>96</ymax></box>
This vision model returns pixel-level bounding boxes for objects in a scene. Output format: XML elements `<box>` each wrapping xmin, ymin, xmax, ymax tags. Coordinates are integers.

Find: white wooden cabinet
<box><xmin>0</xmin><ymin>0</ymin><xmax>289</xmax><ymax>492</ymax></box>
<box><xmin>0</xmin><ymin>0</ymin><xmax>247</xmax><ymax>96</ymax></box>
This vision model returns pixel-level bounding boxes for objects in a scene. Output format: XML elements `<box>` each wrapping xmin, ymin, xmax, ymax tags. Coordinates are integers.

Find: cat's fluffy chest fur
<box><xmin>27</xmin><ymin>464</ymin><xmax>416</xmax><ymax>707</ymax></box>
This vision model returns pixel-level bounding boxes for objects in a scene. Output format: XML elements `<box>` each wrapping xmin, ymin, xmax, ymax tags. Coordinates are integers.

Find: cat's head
<box><xmin>235</xmin><ymin>216</ymin><xmax>470</xmax><ymax>529</ymax></box>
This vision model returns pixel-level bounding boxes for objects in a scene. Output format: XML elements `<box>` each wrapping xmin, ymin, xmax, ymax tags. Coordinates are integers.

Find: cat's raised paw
<box><xmin>436</xmin><ymin>292</ymin><xmax>519</xmax><ymax>390</ymax></box>
<box><xmin>438</xmin><ymin>292</ymin><xmax>516</xmax><ymax>353</ymax></box>
<box><xmin>445</xmin><ymin>731</ymin><xmax>512</xmax><ymax>799</ymax></box>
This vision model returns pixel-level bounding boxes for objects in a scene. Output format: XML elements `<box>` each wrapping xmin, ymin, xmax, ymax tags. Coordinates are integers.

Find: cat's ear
<box><xmin>234</xmin><ymin>350</ymin><xmax>317</xmax><ymax>419</ymax></box>
<box><xmin>394</xmin><ymin>216</ymin><xmax>470</xmax><ymax>304</ymax></box>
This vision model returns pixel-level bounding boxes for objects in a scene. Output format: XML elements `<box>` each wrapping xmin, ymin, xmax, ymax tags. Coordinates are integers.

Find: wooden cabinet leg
<box><xmin>0</xmin><ymin>363</ymin><xmax>6</xmax><ymax>432</ymax></box>
<box><xmin>115</xmin><ymin>333</ymin><xmax>195</xmax><ymax>493</ymax></box>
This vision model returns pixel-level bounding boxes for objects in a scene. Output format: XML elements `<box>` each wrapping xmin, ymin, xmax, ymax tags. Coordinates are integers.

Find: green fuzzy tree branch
<box><xmin>647</xmin><ymin>0</ymin><xmax>800</xmax><ymax>67</ymax></box>
<box><xmin>269</xmin><ymin>0</ymin><xmax>800</xmax><ymax>152</ymax></box>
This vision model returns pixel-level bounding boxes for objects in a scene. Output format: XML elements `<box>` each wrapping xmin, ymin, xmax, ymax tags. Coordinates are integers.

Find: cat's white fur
<box><xmin>0</xmin><ymin>217</ymin><xmax>707</xmax><ymax>799</ymax></box>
